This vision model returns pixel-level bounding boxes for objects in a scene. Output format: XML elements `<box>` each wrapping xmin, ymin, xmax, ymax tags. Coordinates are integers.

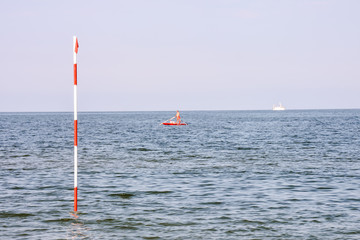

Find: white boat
<box><xmin>273</xmin><ymin>103</ymin><xmax>285</xmax><ymax>111</ymax></box>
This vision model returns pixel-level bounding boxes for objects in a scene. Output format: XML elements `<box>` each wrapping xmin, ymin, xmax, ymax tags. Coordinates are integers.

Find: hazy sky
<box><xmin>1</xmin><ymin>0</ymin><xmax>359</xmax><ymax>111</ymax></box>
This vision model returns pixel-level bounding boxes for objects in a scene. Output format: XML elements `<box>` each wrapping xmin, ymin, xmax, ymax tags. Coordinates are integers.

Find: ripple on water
<box><xmin>108</xmin><ymin>193</ymin><xmax>135</xmax><ymax>199</ymax></box>
<box><xmin>0</xmin><ymin>212</ymin><xmax>34</xmax><ymax>218</ymax></box>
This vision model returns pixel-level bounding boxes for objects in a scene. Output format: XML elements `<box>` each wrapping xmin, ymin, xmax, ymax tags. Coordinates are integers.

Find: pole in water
<box><xmin>73</xmin><ymin>36</ymin><xmax>79</xmax><ymax>212</ymax></box>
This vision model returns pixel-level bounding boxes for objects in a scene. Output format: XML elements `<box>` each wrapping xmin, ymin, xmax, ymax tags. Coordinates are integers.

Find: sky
<box><xmin>0</xmin><ymin>0</ymin><xmax>359</xmax><ymax>111</ymax></box>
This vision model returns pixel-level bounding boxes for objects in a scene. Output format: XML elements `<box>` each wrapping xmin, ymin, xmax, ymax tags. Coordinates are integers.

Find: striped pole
<box><xmin>73</xmin><ymin>36</ymin><xmax>79</xmax><ymax>212</ymax></box>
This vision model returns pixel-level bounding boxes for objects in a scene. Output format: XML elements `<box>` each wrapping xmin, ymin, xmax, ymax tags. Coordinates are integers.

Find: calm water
<box><xmin>1</xmin><ymin>110</ymin><xmax>360</xmax><ymax>239</ymax></box>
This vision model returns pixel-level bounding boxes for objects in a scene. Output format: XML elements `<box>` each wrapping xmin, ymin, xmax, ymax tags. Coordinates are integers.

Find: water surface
<box><xmin>0</xmin><ymin>110</ymin><xmax>359</xmax><ymax>239</ymax></box>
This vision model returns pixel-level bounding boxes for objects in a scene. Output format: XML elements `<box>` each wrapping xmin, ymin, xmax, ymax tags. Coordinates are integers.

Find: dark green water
<box><xmin>1</xmin><ymin>110</ymin><xmax>359</xmax><ymax>239</ymax></box>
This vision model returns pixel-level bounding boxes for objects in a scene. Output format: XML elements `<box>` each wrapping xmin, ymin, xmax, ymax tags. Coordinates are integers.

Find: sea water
<box><xmin>0</xmin><ymin>110</ymin><xmax>359</xmax><ymax>239</ymax></box>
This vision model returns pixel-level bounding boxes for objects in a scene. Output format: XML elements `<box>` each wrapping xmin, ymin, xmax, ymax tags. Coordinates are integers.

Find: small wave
<box><xmin>185</xmin><ymin>155</ymin><xmax>201</xmax><ymax>158</ymax></box>
<box><xmin>109</xmin><ymin>193</ymin><xmax>135</xmax><ymax>199</ymax></box>
<box><xmin>44</xmin><ymin>218</ymin><xmax>74</xmax><ymax>223</ymax></box>
<box><xmin>0</xmin><ymin>212</ymin><xmax>34</xmax><ymax>218</ymax></box>
<box><xmin>287</xmin><ymin>198</ymin><xmax>302</xmax><ymax>202</ymax></box>
<box><xmin>200</xmin><ymin>201</ymin><xmax>223</xmax><ymax>205</ymax></box>
<box><xmin>241</xmin><ymin>219</ymin><xmax>265</xmax><ymax>224</ymax></box>
<box><xmin>10</xmin><ymin>186</ymin><xmax>25</xmax><ymax>190</ymax></box>
<box><xmin>340</xmin><ymin>230</ymin><xmax>360</xmax><ymax>235</ymax></box>
<box><xmin>158</xmin><ymin>221</ymin><xmax>196</xmax><ymax>227</ymax></box>
<box><xmin>9</xmin><ymin>154</ymin><xmax>31</xmax><ymax>158</ymax></box>
<box><xmin>129</xmin><ymin>148</ymin><xmax>153</xmax><ymax>152</ymax></box>
<box><xmin>114</xmin><ymin>225</ymin><xmax>138</xmax><ymax>230</ymax></box>
<box><xmin>145</xmin><ymin>190</ymin><xmax>173</xmax><ymax>195</ymax></box>
<box><xmin>143</xmin><ymin>236</ymin><xmax>161</xmax><ymax>239</ymax></box>
<box><xmin>236</xmin><ymin>147</ymin><xmax>259</xmax><ymax>150</ymax></box>
<box><xmin>96</xmin><ymin>218</ymin><xmax>117</xmax><ymax>223</ymax></box>
<box><xmin>226</xmin><ymin>229</ymin><xmax>247</xmax><ymax>234</ymax></box>
<box><xmin>345</xmin><ymin>198</ymin><xmax>360</xmax><ymax>202</ymax></box>
<box><xmin>316</xmin><ymin>186</ymin><xmax>336</xmax><ymax>190</ymax></box>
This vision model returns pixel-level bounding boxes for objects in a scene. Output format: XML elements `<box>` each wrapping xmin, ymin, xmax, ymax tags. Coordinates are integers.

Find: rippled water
<box><xmin>1</xmin><ymin>110</ymin><xmax>360</xmax><ymax>239</ymax></box>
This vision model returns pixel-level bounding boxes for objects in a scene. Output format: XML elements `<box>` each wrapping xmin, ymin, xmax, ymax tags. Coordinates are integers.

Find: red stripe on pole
<box><xmin>74</xmin><ymin>187</ymin><xmax>78</xmax><ymax>212</ymax></box>
<box><xmin>74</xmin><ymin>64</ymin><xmax>77</xmax><ymax>85</ymax></box>
<box><xmin>74</xmin><ymin>120</ymin><xmax>78</xmax><ymax>146</ymax></box>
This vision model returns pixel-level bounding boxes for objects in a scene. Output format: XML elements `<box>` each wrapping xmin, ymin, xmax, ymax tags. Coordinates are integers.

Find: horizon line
<box><xmin>0</xmin><ymin>107</ymin><xmax>359</xmax><ymax>113</ymax></box>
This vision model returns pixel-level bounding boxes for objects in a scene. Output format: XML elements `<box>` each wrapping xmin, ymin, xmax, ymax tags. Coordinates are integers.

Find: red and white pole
<box><xmin>73</xmin><ymin>36</ymin><xmax>79</xmax><ymax>212</ymax></box>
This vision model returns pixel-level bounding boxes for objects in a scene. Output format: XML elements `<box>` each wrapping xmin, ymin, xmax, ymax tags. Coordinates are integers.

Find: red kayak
<box><xmin>162</xmin><ymin>122</ymin><xmax>187</xmax><ymax>125</ymax></box>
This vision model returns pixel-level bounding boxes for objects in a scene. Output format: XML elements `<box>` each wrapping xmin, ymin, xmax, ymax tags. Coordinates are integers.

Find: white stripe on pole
<box><xmin>74</xmin><ymin>85</ymin><xmax>77</xmax><ymax>121</ymax></box>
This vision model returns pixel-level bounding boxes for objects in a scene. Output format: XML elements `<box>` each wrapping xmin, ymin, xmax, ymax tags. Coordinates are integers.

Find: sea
<box><xmin>0</xmin><ymin>110</ymin><xmax>359</xmax><ymax>239</ymax></box>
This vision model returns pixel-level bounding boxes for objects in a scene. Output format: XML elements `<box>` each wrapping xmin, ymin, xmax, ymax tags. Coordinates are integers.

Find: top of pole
<box><xmin>73</xmin><ymin>36</ymin><xmax>79</xmax><ymax>54</ymax></box>
<box><xmin>73</xmin><ymin>36</ymin><xmax>79</xmax><ymax>65</ymax></box>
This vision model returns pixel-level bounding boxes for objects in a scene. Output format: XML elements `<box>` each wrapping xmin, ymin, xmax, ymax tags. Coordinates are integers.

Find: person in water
<box><xmin>176</xmin><ymin>110</ymin><xmax>181</xmax><ymax>124</ymax></box>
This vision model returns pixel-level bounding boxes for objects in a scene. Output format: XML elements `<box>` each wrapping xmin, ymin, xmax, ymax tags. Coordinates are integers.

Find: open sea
<box><xmin>1</xmin><ymin>110</ymin><xmax>360</xmax><ymax>239</ymax></box>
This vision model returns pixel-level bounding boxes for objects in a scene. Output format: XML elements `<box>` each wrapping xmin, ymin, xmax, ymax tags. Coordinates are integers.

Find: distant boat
<box><xmin>273</xmin><ymin>103</ymin><xmax>285</xmax><ymax>111</ymax></box>
<box><xmin>161</xmin><ymin>111</ymin><xmax>187</xmax><ymax>125</ymax></box>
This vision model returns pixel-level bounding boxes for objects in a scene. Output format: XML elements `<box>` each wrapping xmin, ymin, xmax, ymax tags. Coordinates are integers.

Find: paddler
<box><xmin>176</xmin><ymin>110</ymin><xmax>181</xmax><ymax>124</ymax></box>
